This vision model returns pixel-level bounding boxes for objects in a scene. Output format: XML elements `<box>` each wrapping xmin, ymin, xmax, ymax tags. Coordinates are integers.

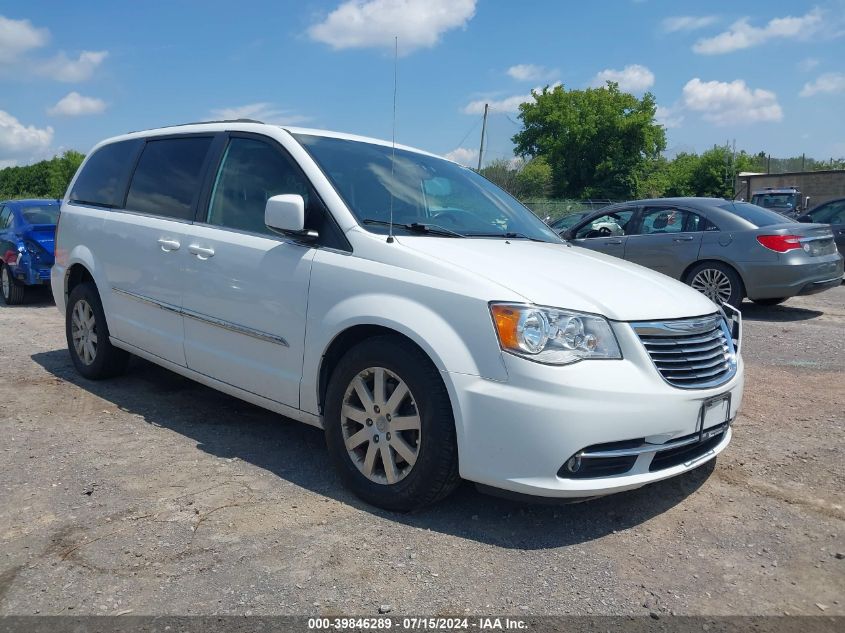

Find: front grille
<box><xmin>633</xmin><ymin>314</ymin><xmax>737</xmax><ymax>389</ymax></box>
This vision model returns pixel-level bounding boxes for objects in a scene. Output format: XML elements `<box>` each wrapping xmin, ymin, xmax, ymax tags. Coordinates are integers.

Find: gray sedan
<box><xmin>558</xmin><ymin>197</ymin><xmax>844</xmax><ymax>306</ymax></box>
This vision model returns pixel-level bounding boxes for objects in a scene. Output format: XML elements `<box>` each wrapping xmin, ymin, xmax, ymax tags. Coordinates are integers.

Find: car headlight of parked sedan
<box><xmin>490</xmin><ymin>303</ymin><xmax>622</xmax><ymax>364</ymax></box>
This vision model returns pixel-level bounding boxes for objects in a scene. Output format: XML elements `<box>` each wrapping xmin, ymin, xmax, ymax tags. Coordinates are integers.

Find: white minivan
<box><xmin>53</xmin><ymin>121</ymin><xmax>744</xmax><ymax>510</ymax></box>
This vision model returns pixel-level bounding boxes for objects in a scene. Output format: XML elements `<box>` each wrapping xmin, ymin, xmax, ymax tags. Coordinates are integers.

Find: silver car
<box><xmin>558</xmin><ymin>197</ymin><xmax>844</xmax><ymax>306</ymax></box>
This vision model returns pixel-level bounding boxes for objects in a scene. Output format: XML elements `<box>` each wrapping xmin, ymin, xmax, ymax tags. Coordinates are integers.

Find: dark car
<box><xmin>798</xmin><ymin>198</ymin><xmax>845</xmax><ymax>256</ymax></box>
<box><xmin>0</xmin><ymin>199</ymin><xmax>60</xmax><ymax>304</ymax></box>
<box><xmin>557</xmin><ymin>197</ymin><xmax>843</xmax><ymax>307</ymax></box>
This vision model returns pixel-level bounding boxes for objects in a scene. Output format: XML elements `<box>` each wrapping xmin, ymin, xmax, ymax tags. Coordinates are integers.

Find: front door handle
<box><xmin>157</xmin><ymin>238</ymin><xmax>181</xmax><ymax>252</ymax></box>
<box><xmin>673</xmin><ymin>236</ymin><xmax>694</xmax><ymax>242</ymax></box>
<box><xmin>604</xmin><ymin>239</ymin><xmax>623</xmax><ymax>245</ymax></box>
<box><xmin>188</xmin><ymin>244</ymin><xmax>215</xmax><ymax>260</ymax></box>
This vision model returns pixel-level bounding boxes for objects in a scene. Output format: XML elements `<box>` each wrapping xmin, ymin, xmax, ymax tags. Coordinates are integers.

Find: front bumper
<box><xmin>445</xmin><ymin>318</ymin><xmax>744</xmax><ymax>498</ymax></box>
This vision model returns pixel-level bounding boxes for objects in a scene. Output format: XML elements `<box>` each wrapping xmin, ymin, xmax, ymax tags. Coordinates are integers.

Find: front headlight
<box><xmin>490</xmin><ymin>303</ymin><xmax>622</xmax><ymax>365</ymax></box>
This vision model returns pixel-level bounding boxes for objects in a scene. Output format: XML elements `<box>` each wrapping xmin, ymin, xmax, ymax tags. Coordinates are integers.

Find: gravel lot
<box><xmin>1</xmin><ymin>285</ymin><xmax>843</xmax><ymax>616</ymax></box>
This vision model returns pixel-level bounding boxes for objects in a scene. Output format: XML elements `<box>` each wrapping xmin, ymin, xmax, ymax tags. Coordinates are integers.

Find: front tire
<box><xmin>685</xmin><ymin>262</ymin><xmax>744</xmax><ymax>307</ymax></box>
<box><xmin>66</xmin><ymin>282</ymin><xmax>130</xmax><ymax>380</ymax></box>
<box><xmin>324</xmin><ymin>336</ymin><xmax>460</xmax><ymax>511</ymax></box>
<box><xmin>1</xmin><ymin>264</ymin><xmax>25</xmax><ymax>305</ymax></box>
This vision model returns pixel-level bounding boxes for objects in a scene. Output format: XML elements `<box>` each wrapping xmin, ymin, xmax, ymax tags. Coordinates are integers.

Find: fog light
<box><xmin>565</xmin><ymin>455</ymin><xmax>582</xmax><ymax>473</ymax></box>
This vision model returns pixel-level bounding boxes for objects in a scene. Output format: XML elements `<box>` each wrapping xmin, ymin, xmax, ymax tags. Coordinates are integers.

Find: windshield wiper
<box><xmin>362</xmin><ymin>219</ymin><xmax>465</xmax><ymax>238</ymax></box>
<box><xmin>463</xmin><ymin>231</ymin><xmax>547</xmax><ymax>242</ymax></box>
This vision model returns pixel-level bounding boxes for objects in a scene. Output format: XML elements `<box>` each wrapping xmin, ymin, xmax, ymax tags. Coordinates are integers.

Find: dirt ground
<box><xmin>0</xmin><ymin>285</ymin><xmax>843</xmax><ymax>616</ymax></box>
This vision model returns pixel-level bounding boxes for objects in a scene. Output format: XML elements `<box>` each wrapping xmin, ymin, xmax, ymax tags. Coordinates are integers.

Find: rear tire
<box><xmin>324</xmin><ymin>335</ymin><xmax>460</xmax><ymax>511</ymax></box>
<box><xmin>752</xmin><ymin>297</ymin><xmax>788</xmax><ymax>306</ymax></box>
<box><xmin>66</xmin><ymin>282</ymin><xmax>130</xmax><ymax>380</ymax></box>
<box><xmin>685</xmin><ymin>262</ymin><xmax>744</xmax><ymax>307</ymax></box>
<box><xmin>1</xmin><ymin>264</ymin><xmax>26</xmax><ymax>305</ymax></box>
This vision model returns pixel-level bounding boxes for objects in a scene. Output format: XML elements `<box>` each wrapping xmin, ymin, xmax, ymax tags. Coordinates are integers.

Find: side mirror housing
<box><xmin>561</xmin><ymin>229</ymin><xmax>574</xmax><ymax>241</ymax></box>
<box><xmin>264</xmin><ymin>195</ymin><xmax>317</xmax><ymax>239</ymax></box>
<box><xmin>797</xmin><ymin>215</ymin><xmax>812</xmax><ymax>223</ymax></box>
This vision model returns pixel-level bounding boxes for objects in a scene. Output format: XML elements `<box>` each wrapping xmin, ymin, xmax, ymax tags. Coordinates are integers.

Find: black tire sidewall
<box><xmin>66</xmin><ymin>282</ymin><xmax>123</xmax><ymax>379</ymax></box>
<box><xmin>686</xmin><ymin>262</ymin><xmax>744</xmax><ymax>307</ymax></box>
<box><xmin>1</xmin><ymin>264</ymin><xmax>24</xmax><ymax>305</ymax></box>
<box><xmin>324</xmin><ymin>336</ymin><xmax>458</xmax><ymax>511</ymax></box>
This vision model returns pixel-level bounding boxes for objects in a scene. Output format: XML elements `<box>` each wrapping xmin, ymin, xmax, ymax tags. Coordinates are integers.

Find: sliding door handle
<box><xmin>188</xmin><ymin>244</ymin><xmax>215</xmax><ymax>260</ymax></box>
<box><xmin>673</xmin><ymin>236</ymin><xmax>695</xmax><ymax>242</ymax></box>
<box><xmin>157</xmin><ymin>238</ymin><xmax>181</xmax><ymax>252</ymax></box>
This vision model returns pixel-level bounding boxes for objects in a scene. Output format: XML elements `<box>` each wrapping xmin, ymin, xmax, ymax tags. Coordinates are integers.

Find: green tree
<box><xmin>47</xmin><ymin>150</ymin><xmax>85</xmax><ymax>198</ymax></box>
<box><xmin>512</xmin><ymin>83</ymin><xmax>666</xmax><ymax>199</ymax></box>
<box><xmin>516</xmin><ymin>156</ymin><xmax>553</xmax><ymax>199</ymax></box>
<box><xmin>479</xmin><ymin>159</ymin><xmax>520</xmax><ymax>197</ymax></box>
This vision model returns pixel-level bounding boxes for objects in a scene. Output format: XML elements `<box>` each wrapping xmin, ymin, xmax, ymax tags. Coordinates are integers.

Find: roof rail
<box><xmin>128</xmin><ymin>118</ymin><xmax>264</xmax><ymax>133</ymax></box>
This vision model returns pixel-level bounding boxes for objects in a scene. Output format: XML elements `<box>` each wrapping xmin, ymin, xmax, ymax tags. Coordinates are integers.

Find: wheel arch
<box><xmin>316</xmin><ymin>324</ymin><xmax>443</xmax><ymax>417</ymax></box>
<box><xmin>682</xmin><ymin>258</ymin><xmax>747</xmax><ymax>298</ymax></box>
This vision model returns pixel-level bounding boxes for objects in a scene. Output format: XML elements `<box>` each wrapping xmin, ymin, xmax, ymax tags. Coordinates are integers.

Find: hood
<box><xmin>398</xmin><ymin>237</ymin><xmax>718</xmax><ymax>321</ymax></box>
<box><xmin>23</xmin><ymin>226</ymin><xmax>56</xmax><ymax>257</ymax></box>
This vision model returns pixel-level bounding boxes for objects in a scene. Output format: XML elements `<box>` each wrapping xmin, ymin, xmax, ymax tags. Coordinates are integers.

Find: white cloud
<box><xmin>506</xmin><ymin>64</ymin><xmax>556</xmax><ymax>82</ymax></box>
<box><xmin>463</xmin><ymin>93</ymin><xmax>532</xmax><ymax>115</ymax></box>
<box><xmin>800</xmin><ymin>72</ymin><xmax>845</xmax><ymax>97</ymax></box>
<box><xmin>693</xmin><ymin>8</ymin><xmax>823</xmax><ymax>54</ymax></box>
<box><xmin>681</xmin><ymin>78</ymin><xmax>782</xmax><ymax>125</ymax></box>
<box><xmin>655</xmin><ymin>105</ymin><xmax>684</xmax><ymax>129</ymax></box>
<box><xmin>661</xmin><ymin>15</ymin><xmax>718</xmax><ymax>33</ymax></box>
<box><xmin>38</xmin><ymin>50</ymin><xmax>108</xmax><ymax>82</ymax></box>
<box><xmin>308</xmin><ymin>0</ymin><xmax>476</xmax><ymax>55</ymax></box>
<box><xmin>208</xmin><ymin>103</ymin><xmax>312</xmax><ymax>125</ymax></box>
<box><xmin>591</xmin><ymin>64</ymin><xmax>655</xmax><ymax>93</ymax></box>
<box><xmin>797</xmin><ymin>57</ymin><xmax>820</xmax><ymax>72</ymax></box>
<box><xmin>0</xmin><ymin>15</ymin><xmax>49</xmax><ymax>63</ymax></box>
<box><xmin>0</xmin><ymin>109</ymin><xmax>53</xmax><ymax>161</ymax></box>
<box><xmin>463</xmin><ymin>82</ymin><xmax>560</xmax><ymax>115</ymax></box>
<box><xmin>444</xmin><ymin>147</ymin><xmax>478</xmax><ymax>166</ymax></box>
<box><xmin>48</xmin><ymin>92</ymin><xmax>107</xmax><ymax>116</ymax></box>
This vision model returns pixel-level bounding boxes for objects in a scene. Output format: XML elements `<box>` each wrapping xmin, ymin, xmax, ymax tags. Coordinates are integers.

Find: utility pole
<box><xmin>477</xmin><ymin>103</ymin><xmax>488</xmax><ymax>171</ymax></box>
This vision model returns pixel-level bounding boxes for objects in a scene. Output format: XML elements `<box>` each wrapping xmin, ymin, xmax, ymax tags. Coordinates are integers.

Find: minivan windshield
<box><xmin>295</xmin><ymin>134</ymin><xmax>560</xmax><ymax>242</ymax></box>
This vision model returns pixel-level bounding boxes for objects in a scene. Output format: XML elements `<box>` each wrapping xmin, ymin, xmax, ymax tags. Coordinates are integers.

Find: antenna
<box><xmin>387</xmin><ymin>35</ymin><xmax>398</xmax><ymax>244</ymax></box>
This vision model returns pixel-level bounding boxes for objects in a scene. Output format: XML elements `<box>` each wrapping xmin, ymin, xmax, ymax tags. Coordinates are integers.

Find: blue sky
<box><xmin>1</xmin><ymin>0</ymin><xmax>844</xmax><ymax>168</ymax></box>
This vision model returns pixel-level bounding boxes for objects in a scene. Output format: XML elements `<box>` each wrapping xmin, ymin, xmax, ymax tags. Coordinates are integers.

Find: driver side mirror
<box><xmin>797</xmin><ymin>215</ymin><xmax>812</xmax><ymax>223</ymax></box>
<box><xmin>561</xmin><ymin>228</ymin><xmax>575</xmax><ymax>241</ymax></box>
<box><xmin>265</xmin><ymin>195</ymin><xmax>318</xmax><ymax>239</ymax></box>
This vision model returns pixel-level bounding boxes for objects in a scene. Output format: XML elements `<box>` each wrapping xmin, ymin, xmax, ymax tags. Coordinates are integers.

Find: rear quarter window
<box><xmin>70</xmin><ymin>139</ymin><xmax>142</xmax><ymax>208</ymax></box>
<box><xmin>125</xmin><ymin>137</ymin><xmax>213</xmax><ymax>220</ymax></box>
<box><xmin>717</xmin><ymin>201</ymin><xmax>795</xmax><ymax>227</ymax></box>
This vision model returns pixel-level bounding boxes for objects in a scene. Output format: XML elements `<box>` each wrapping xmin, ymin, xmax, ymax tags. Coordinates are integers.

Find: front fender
<box><xmin>301</xmin><ymin>287</ymin><xmax>509</xmax><ymax>415</ymax></box>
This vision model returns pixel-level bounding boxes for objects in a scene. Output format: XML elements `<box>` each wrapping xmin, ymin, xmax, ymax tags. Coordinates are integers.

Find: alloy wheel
<box><xmin>71</xmin><ymin>299</ymin><xmax>98</xmax><ymax>365</ymax></box>
<box><xmin>690</xmin><ymin>268</ymin><xmax>732</xmax><ymax>304</ymax></box>
<box><xmin>341</xmin><ymin>366</ymin><xmax>421</xmax><ymax>485</ymax></box>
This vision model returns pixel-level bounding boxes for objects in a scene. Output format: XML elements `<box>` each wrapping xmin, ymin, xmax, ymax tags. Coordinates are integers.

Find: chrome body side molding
<box><xmin>111</xmin><ymin>287</ymin><xmax>289</xmax><ymax>347</ymax></box>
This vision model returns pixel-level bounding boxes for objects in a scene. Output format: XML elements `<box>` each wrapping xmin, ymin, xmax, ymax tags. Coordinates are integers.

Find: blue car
<box><xmin>0</xmin><ymin>199</ymin><xmax>60</xmax><ymax>305</ymax></box>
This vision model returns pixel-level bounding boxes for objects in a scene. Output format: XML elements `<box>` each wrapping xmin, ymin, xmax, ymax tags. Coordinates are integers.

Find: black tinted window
<box><xmin>207</xmin><ymin>137</ymin><xmax>311</xmax><ymax>235</ymax></box>
<box><xmin>126</xmin><ymin>137</ymin><xmax>213</xmax><ymax>220</ymax></box>
<box><xmin>0</xmin><ymin>206</ymin><xmax>11</xmax><ymax>228</ymax></box>
<box><xmin>717</xmin><ymin>201</ymin><xmax>794</xmax><ymax>227</ymax></box>
<box><xmin>809</xmin><ymin>201</ymin><xmax>845</xmax><ymax>224</ymax></box>
<box><xmin>70</xmin><ymin>140</ymin><xmax>141</xmax><ymax>208</ymax></box>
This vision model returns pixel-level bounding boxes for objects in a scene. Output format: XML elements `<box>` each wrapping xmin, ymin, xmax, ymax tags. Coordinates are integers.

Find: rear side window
<box><xmin>809</xmin><ymin>201</ymin><xmax>845</xmax><ymax>224</ymax></box>
<box><xmin>70</xmin><ymin>139</ymin><xmax>142</xmax><ymax>208</ymax></box>
<box><xmin>687</xmin><ymin>213</ymin><xmax>719</xmax><ymax>232</ymax></box>
<box><xmin>126</xmin><ymin>137</ymin><xmax>213</xmax><ymax>220</ymax></box>
<box><xmin>717</xmin><ymin>201</ymin><xmax>794</xmax><ymax>227</ymax></box>
<box><xmin>0</xmin><ymin>206</ymin><xmax>11</xmax><ymax>228</ymax></box>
